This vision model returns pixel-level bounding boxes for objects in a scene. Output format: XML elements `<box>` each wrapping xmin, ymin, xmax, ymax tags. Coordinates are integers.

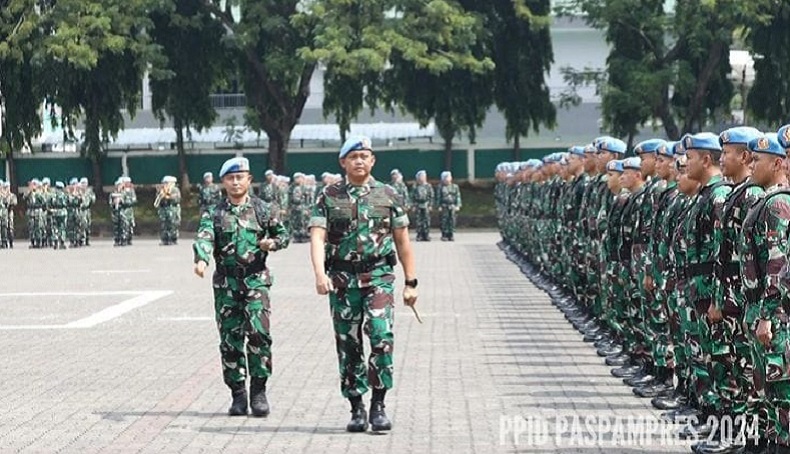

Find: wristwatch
<box><xmin>405</xmin><ymin>278</ymin><xmax>418</xmax><ymax>288</ymax></box>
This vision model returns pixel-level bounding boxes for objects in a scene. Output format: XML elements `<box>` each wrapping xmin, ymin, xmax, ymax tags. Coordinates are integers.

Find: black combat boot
<box><xmin>347</xmin><ymin>396</ymin><xmax>369</xmax><ymax>432</ymax></box>
<box><xmin>369</xmin><ymin>388</ymin><xmax>392</xmax><ymax>432</ymax></box>
<box><xmin>228</xmin><ymin>383</ymin><xmax>248</xmax><ymax>416</ymax></box>
<box><xmin>249</xmin><ymin>377</ymin><xmax>270</xmax><ymax>417</ymax></box>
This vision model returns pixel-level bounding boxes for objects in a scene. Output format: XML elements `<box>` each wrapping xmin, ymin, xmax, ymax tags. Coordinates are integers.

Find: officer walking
<box><xmin>193</xmin><ymin>157</ymin><xmax>289</xmax><ymax>417</ymax></box>
<box><xmin>309</xmin><ymin>136</ymin><xmax>418</xmax><ymax>433</ymax></box>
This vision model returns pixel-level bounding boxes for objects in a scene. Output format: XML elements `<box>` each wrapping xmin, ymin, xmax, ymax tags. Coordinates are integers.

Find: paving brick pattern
<box><xmin>0</xmin><ymin>233</ymin><xmax>693</xmax><ymax>453</ymax></box>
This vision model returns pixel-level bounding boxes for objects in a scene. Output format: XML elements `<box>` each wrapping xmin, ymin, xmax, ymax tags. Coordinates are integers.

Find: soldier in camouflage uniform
<box><xmin>79</xmin><ymin>178</ymin><xmax>95</xmax><ymax>246</ymax></box>
<box><xmin>436</xmin><ymin>171</ymin><xmax>461</xmax><ymax>241</ymax></box>
<box><xmin>691</xmin><ymin>127</ymin><xmax>765</xmax><ymax>453</ymax></box>
<box><xmin>259</xmin><ymin>170</ymin><xmax>277</xmax><ymax>203</ymax></box>
<box><xmin>677</xmin><ymin>133</ymin><xmax>733</xmax><ymax>440</ymax></box>
<box><xmin>0</xmin><ymin>180</ymin><xmax>14</xmax><ymax>249</ymax></box>
<box><xmin>288</xmin><ymin>173</ymin><xmax>307</xmax><ymax>242</ymax></box>
<box><xmin>156</xmin><ymin>176</ymin><xmax>181</xmax><ymax>245</ymax></box>
<box><xmin>50</xmin><ymin>182</ymin><xmax>69</xmax><ymax>250</ymax></box>
<box><xmin>193</xmin><ymin>156</ymin><xmax>289</xmax><ymax>417</ymax></box>
<box><xmin>309</xmin><ymin>136</ymin><xmax>418</xmax><ymax>433</ymax></box>
<box><xmin>640</xmin><ymin>141</ymin><xmax>680</xmax><ymax>400</ymax></box>
<box><xmin>198</xmin><ymin>172</ymin><xmax>223</xmax><ymax>213</ymax></box>
<box><xmin>110</xmin><ymin>179</ymin><xmax>125</xmax><ymax>246</ymax></box>
<box><xmin>389</xmin><ymin>169</ymin><xmax>411</xmax><ymax>209</ymax></box>
<box><xmin>411</xmin><ymin>170</ymin><xmax>434</xmax><ymax>241</ymax></box>
<box><xmin>25</xmin><ymin>179</ymin><xmax>46</xmax><ymax>248</ymax></box>
<box><xmin>740</xmin><ymin>132</ymin><xmax>790</xmax><ymax>453</ymax></box>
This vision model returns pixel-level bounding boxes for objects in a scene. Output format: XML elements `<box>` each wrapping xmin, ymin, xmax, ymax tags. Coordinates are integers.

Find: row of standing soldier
<box><xmin>496</xmin><ymin>127</ymin><xmax>790</xmax><ymax>454</ymax></box>
<box><xmin>18</xmin><ymin>177</ymin><xmax>95</xmax><ymax>249</ymax></box>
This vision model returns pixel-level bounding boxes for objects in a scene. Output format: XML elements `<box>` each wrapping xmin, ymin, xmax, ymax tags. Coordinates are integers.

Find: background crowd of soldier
<box><xmin>496</xmin><ymin>127</ymin><xmax>790</xmax><ymax>454</ymax></box>
<box><xmin>3</xmin><ymin>177</ymin><xmax>96</xmax><ymax>250</ymax></box>
<box><xmin>0</xmin><ymin>165</ymin><xmax>462</xmax><ymax>249</ymax></box>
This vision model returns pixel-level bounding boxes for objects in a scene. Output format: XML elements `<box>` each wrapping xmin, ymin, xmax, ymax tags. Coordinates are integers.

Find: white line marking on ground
<box><xmin>157</xmin><ymin>316</ymin><xmax>213</xmax><ymax>322</ymax></box>
<box><xmin>91</xmin><ymin>270</ymin><xmax>151</xmax><ymax>274</ymax></box>
<box><xmin>0</xmin><ymin>290</ymin><xmax>173</xmax><ymax>330</ymax></box>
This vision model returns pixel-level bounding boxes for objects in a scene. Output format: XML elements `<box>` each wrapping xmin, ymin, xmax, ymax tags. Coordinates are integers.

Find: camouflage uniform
<box><xmin>158</xmin><ymin>186</ymin><xmax>182</xmax><ymax>245</ymax></box>
<box><xmin>411</xmin><ymin>183</ymin><xmax>434</xmax><ymax>241</ymax></box>
<box><xmin>309</xmin><ymin>178</ymin><xmax>409</xmax><ymax>398</ymax></box>
<box><xmin>259</xmin><ymin>180</ymin><xmax>277</xmax><ymax>204</ymax></box>
<box><xmin>198</xmin><ymin>183</ymin><xmax>223</xmax><ymax>212</ymax></box>
<box><xmin>50</xmin><ymin>187</ymin><xmax>68</xmax><ymax>249</ymax></box>
<box><xmin>25</xmin><ymin>189</ymin><xmax>47</xmax><ymax>248</ymax></box>
<box><xmin>679</xmin><ymin>174</ymin><xmax>732</xmax><ymax>414</ymax></box>
<box><xmin>740</xmin><ymin>184</ymin><xmax>790</xmax><ymax>446</ymax></box>
<box><xmin>436</xmin><ymin>182</ymin><xmax>461</xmax><ymax>240</ymax></box>
<box><xmin>713</xmin><ymin>178</ymin><xmax>763</xmax><ymax>419</ymax></box>
<box><xmin>194</xmin><ymin>195</ymin><xmax>289</xmax><ymax>389</ymax></box>
<box><xmin>391</xmin><ymin>180</ymin><xmax>411</xmax><ymax>209</ymax></box>
<box><xmin>288</xmin><ymin>182</ymin><xmax>307</xmax><ymax>242</ymax></box>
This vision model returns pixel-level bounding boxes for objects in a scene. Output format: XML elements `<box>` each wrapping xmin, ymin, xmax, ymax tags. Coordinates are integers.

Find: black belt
<box><xmin>217</xmin><ymin>260</ymin><xmax>267</xmax><ymax>278</ymax></box>
<box><xmin>327</xmin><ymin>254</ymin><xmax>397</xmax><ymax>274</ymax></box>
<box><xmin>686</xmin><ymin>262</ymin><xmax>714</xmax><ymax>278</ymax></box>
<box><xmin>721</xmin><ymin>262</ymin><xmax>740</xmax><ymax>279</ymax></box>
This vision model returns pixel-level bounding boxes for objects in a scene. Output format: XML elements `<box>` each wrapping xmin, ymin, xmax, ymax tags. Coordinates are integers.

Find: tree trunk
<box><xmin>443</xmin><ymin>136</ymin><xmax>453</xmax><ymax>171</ymax></box>
<box><xmin>512</xmin><ymin>135</ymin><xmax>521</xmax><ymax>161</ymax></box>
<box><xmin>267</xmin><ymin>130</ymin><xmax>289</xmax><ymax>175</ymax></box>
<box><xmin>5</xmin><ymin>145</ymin><xmax>17</xmax><ymax>194</ymax></box>
<box><xmin>84</xmin><ymin>110</ymin><xmax>104</xmax><ymax>196</ymax></box>
<box><xmin>683</xmin><ymin>40</ymin><xmax>726</xmax><ymax>134</ymax></box>
<box><xmin>175</xmin><ymin>118</ymin><xmax>190</xmax><ymax>195</ymax></box>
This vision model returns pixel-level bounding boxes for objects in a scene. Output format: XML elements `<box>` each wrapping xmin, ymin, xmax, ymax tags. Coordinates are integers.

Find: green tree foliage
<box><xmin>0</xmin><ymin>0</ymin><xmax>43</xmax><ymax>190</ymax></box>
<box><xmin>150</xmin><ymin>0</ymin><xmax>229</xmax><ymax>191</ymax></box>
<box><xmin>559</xmin><ymin>0</ymin><xmax>760</xmax><ymax>142</ymax></box>
<box><xmin>38</xmin><ymin>0</ymin><xmax>163</xmax><ymax>189</ymax></box>
<box><xmin>746</xmin><ymin>1</ymin><xmax>790</xmax><ymax>125</ymax></box>
<box><xmin>473</xmin><ymin>0</ymin><xmax>556</xmax><ymax>157</ymax></box>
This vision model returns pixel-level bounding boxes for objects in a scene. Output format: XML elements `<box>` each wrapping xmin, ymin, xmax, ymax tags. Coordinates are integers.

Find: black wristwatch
<box><xmin>405</xmin><ymin>278</ymin><xmax>418</xmax><ymax>288</ymax></box>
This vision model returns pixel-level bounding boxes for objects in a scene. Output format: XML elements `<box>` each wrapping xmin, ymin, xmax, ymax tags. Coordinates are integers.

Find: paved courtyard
<box><xmin>0</xmin><ymin>232</ymin><xmax>695</xmax><ymax>453</ymax></box>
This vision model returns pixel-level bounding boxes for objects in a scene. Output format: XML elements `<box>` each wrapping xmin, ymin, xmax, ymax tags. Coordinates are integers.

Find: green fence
<box><xmin>2</xmin><ymin>146</ymin><xmax>566</xmax><ymax>187</ymax></box>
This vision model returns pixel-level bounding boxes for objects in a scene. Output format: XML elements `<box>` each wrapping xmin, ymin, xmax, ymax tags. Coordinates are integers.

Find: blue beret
<box><xmin>596</xmin><ymin>138</ymin><xmax>627</xmax><ymax>155</ymax></box>
<box><xmin>683</xmin><ymin>132</ymin><xmax>722</xmax><ymax>152</ymax></box>
<box><xmin>606</xmin><ymin>160</ymin><xmax>625</xmax><ymax>173</ymax></box>
<box><xmin>69</xmin><ymin>177</ymin><xmax>79</xmax><ymax>185</ymax></box>
<box><xmin>1</xmin><ymin>180</ymin><xmax>8</xmax><ymax>187</ymax></box>
<box><xmin>121</xmin><ymin>176</ymin><xmax>132</xmax><ymax>183</ymax></box>
<box><xmin>79</xmin><ymin>177</ymin><xmax>88</xmax><ymax>184</ymax></box>
<box><xmin>622</xmin><ymin>157</ymin><xmax>642</xmax><ymax>170</ymax></box>
<box><xmin>658</xmin><ymin>141</ymin><xmax>675</xmax><ymax>157</ymax></box>
<box><xmin>42</xmin><ymin>177</ymin><xmax>51</xmax><ymax>185</ymax></box>
<box><xmin>777</xmin><ymin>125</ymin><xmax>790</xmax><ymax>149</ymax></box>
<box><xmin>583</xmin><ymin>144</ymin><xmax>597</xmax><ymax>154</ymax></box>
<box><xmin>568</xmin><ymin>146</ymin><xmax>586</xmax><ymax>156</ymax></box>
<box><xmin>720</xmin><ymin>126</ymin><xmax>762</xmax><ymax>145</ymax></box>
<box><xmin>671</xmin><ymin>140</ymin><xmax>686</xmax><ymax>156</ymax></box>
<box><xmin>634</xmin><ymin>139</ymin><xmax>667</xmax><ymax>155</ymax></box>
<box><xmin>441</xmin><ymin>171</ymin><xmax>452</xmax><ymax>180</ymax></box>
<box><xmin>593</xmin><ymin>136</ymin><xmax>615</xmax><ymax>148</ymax></box>
<box><xmin>219</xmin><ymin>157</ymin><xmax>250</xmax><ymax>178</ymax></box>
<box><xmin>55</xmin><ymin>181</ymin><xmax>64</xmax><ymax>188</ymax></box>
<box><xmin>748</xmin><ymin>134</ymin><xmax>785</xmax><ymax>157</ymax></box>
<box><xmin>415</xmin><ymin>170</ymin><xmax>426</xmax><ymax>178</ymax></box>
<box><xmin>527</xmin><ymin>159</ymin><xmax>542</xmax><ymax>167</ymax></box>
<box><xmin>264</xmin><ymin>169</ymin><xmax>274</xmax><ymax>176</ymax></box>
<box><xmin>31</xmin><ymin>179</ymin><xmax>40</xmax><ymax>185</ymax></box>
<box><xmin>203</xmin><ymin>172</ymin><xmax>212</xmax><ymax>180</ymax></box>
<box><xmin>340</xmin><ymin>136</ymin><xmax>372</xmax><ymax>158</ymax></box>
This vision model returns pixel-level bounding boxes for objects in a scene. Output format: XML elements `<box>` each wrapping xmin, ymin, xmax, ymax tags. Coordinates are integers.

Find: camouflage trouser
<box><xmin>213</xmin><ymin>272</ymin><xmax>272</xmax><ymax>389</ymax></box>
<box><xmin>289</xmin><ymin>206</ymin><xmax>306</xmax><ymax>240</ymax></box>
<box><xmin>748</xmin><ymin>314</ymin><xmax>790</xmax><ymax>445</ymax></box>
<box><xmin>439</xmin><ymin>206</ymin><xmax>456</xmax><ymax>239</ymax></box>
<box><xmin>709</xmin><ymin>284</ymin><xmax>754</xmax><ymax>417</ymax></box>
<box><xmin>414</xmin><ymin>207</ymin><xmax>431</xmax><ymax>240</ymax></box>
<box><xmin>84</xmin><ymin>209</ymin><xmax>92</xmax><ymax>243</ymax></box>
<box><xmin>29</xmin><ymin>208</ymin><xmax>46</xmax><ymax>246</ymax></box>
<box><xmin>51</xmin><ymin>213</ymin><xmax>67</xmax><ymax>247</ymax></box>
<box><xmin>649</xmin><ymin>285</ymin><xmax>671</xmax><ymax>368</ymax></box>
<box><xmin>0</xmin><ymin>212</ymin><xmax>8</xmax><ymax>247</ymax></box>
<box><xmin>158</xmin><ymin>208</ymin><xmax>180</xmax><ymax>243</ymax></box>
<box><xmin>685</xmin><ymin>297</ymin><xmax>718</xmax><ymax>411</ymax></box>
<box><xmin>330</xmin><ymin>279</ymin><xmax>395</xmax><ymax>398</ymax></box>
